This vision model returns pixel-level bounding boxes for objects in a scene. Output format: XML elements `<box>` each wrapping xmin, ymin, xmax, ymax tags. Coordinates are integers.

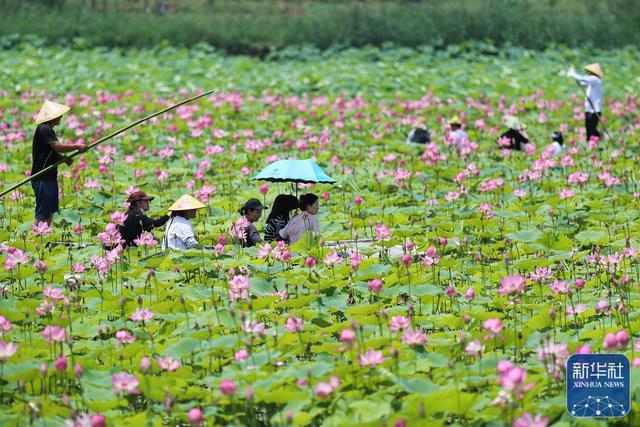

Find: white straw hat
<box><xmin>168</xmin><ymin>194</ymin><xmax>206</xmax><ymax>212</ymax></box>
<box><xmin>584</xmin><ymin>63</ymin><xmax>603</xmax><ymax>78</ymax></box>
<box><xmin>35</xmin><ymin>100</ymin><xmax>70</xmax><ymax>125</ymax></box>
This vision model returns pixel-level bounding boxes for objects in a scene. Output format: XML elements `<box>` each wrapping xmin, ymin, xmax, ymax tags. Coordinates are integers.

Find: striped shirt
<box><xmin>264</xmin><ymin>214</ymin><xmax>289</xmax><ymax>243</ymax></box>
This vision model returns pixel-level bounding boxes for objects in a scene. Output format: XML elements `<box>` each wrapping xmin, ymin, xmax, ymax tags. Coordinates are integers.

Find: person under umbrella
<box><xmin>161</xmin><ymin>195</ymin><xmax>205</xmax><ymax>250</ymax></box>
<box><xmin>279</xmin><ymin>193</ymin><xmax>320</xmax><ymax>244</ymax></box>
<box><xmin>567</xmin><ymin>63</ymin><xmax>603</xmax><ymax>142</ymax></box>
<box><xmin>264</xmin><ymin>194</ymin><xmax>299</xmax><ymax>243</ymax></box>
<box><xmin>497</xmin><ymin>116</ymin><xmax>529</xmax><ymax>151</ymax></box>
<box><xmin>234</xmin><ymin>198</ymin><xmax>266</xmax><ymax>248</ymax></box>
<box><xmin>118</xmin><ymin>191</ymin><xmax>170</xmax><ymax>248</ymax></box>
<box><xmin>548</xmin><ymin>131</ymin><xmax>564</xmax><ymax>157</ymax></box>
<box><xmin>31</xmin><ymin>100</ymin><xmax>88</xmax><ymax>226</ymax></box>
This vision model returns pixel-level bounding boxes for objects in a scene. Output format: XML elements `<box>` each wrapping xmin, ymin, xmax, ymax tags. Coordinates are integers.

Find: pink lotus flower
<box><xmin>42</xmin><ymin>325</ymin><xmax>67</xmax><ymax>344</ymax></box>
<box><xmin>31</xmin><ymin>221</ymin><xmax>53</xmax><ymax>237</ymax></box>
<box><xmin>188</xmin><ymin>407</ymin><xmax>204</xmax><ymax>426</ymax></box>
<box><xmin>256</xmin><ymin>244</ymin><xmax>272</xmax><ymax>260</ymax></box>
<box><xmin>157</xmin><ymin>356</ymin><xmax>181</xmax><ymax>372</ymax></box>
<box><xmin>557</xmin><ymin>188</ymin><xmax>575</xmax><ymax>200</ymax></box>
<box><xmin>133</xmin><ymin>232</ymin><xmax>157</xmax><ymax>248</ymax></box>
<box><xmin>0</xmin><ymin>341</ymin><xmax>19</xmax><ymax>361</ymax></box>
<box><xmin>374</xmin><ymin>224</ymin><xmax>393</xmax><ymax>241</ymax></box>
<box><xmin>234</xmin><ymin>349</ymin><xmax>249</xmax><ymax>361</ymax></box>
<box><xmin>401</xmin><ymin>328</ymin><xmax>428</xmax><ymax>346</ymax></box>
<box><xmin>340</xmin><ymin>329</ymin><xmax>356</xmax><ymax>343</ymax></box>
<box><xmin>55</xmin><ymin>354</ymin><xmax>67</xmax><ymax>372</ymax></box>
<box><xmin>240</xmin><ymin>320</ymin><xmax>266</xmax><ymax>338</ymax></box>
<box><xmin>115</xmin><ymin>330</ymin><xmax>136</xmax><ymax>345</ymax></box>
<box><xmin>112</xmin><ymin>371</ymin><xmax>140</xmax><ymax>396</ymax></box>
<box><xmin>464</xmin><ymin>288</ymin><xmax>476</xmax><ymax>301</ymax></box>
<box><xmin>43</xmin><ymin>284</ymin><xmax>65</xmax><ymax>302</ymax></box>
<box><xmin>499</xmin><ymin>274</ymin><xmax>526</xmax><ymax>296</ymax></box>
<box><xmin>130</xmin><ymin>308</ymin><xmax>154</xmax><ymax>322</ymax></box>
<box><xmin>285</xmin><ymin>315</ymin><xmax>304</xmax><ymax>333</ymax></box>
<box><xmin>220</xmin><ymin>379</ymin><xmax>237</xmax><ymax>396</ymax></box>
<box><xmin>513</xmin><ymin>413</ymin><xmax>549</xmax><ymax>427</ymax></box>
<box><xmin>3</xmin><ymin>248</ymin><xmax>30</xmax><ymax>271</ymax></box>
<box><xmin>228</xmin><ymin>275</ymin><xmax>250</xmax><ymax>301</ymax></box>
<box><xmin>314</xmin><ymin>376</ymin><xmax>340</xmax><ymax>398</ymax></box>
<box><xmin>304</xmin><ymin>257</ymin><xmax>316</xmax><ymax>267</ymax></box>
<box><xmin>259</xmin><ymin>184</ymin><xmax>269</xmax><ymax>195</ymax></box>
<box><xmin>389</xmin><ymin>316</ymin><xmax>411</xmax><ymax>332</ymax></box>
<box><xmin>359</xmin><ymin>348</ymin><xmax>385</xmax><ymax>367</ymax></box>
<box><xmin>110</xmin><ymin>211</ymin><xmax>128</xmax><ymax>226</ymax></box>
<box><xmin>323</xmin><ymin>250</ymin><xmax>343</xmax><ymax>265</ymax></box>
<box><xmin>483</xmin><ymin>318</ymin><xmax>503</xmax><ymax>337</ymax></box>
<box><xmin>465</xmin><ymin>339</ymin><xmax>484</xmax><ymax>357</ymax></box>
<box><xmin>496</xmin><ymin>360</ymin><xmax>534</xmax><ymax>398</ymax></box>
<box><xmin>368</xmin><ymin>278</ymin><xmax>383</xmax><ymax>293</ymax></box>
<box><xmin>0</xmin><ymin>315</ymin><xmax>12</xmax><ymax>334</ymax></box>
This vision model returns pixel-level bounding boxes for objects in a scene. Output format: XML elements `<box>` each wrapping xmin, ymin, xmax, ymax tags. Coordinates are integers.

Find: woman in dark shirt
<box><xmin>118</xmin><ymin>191</ymin><xmax>170</xmax><ymax>248</ymax></box>
<box><xmin>264</xmin><ymin>194</ymin><xmax>299</xmax><ymax>243</ymax></box>
<box><xmin>498</xmin><ymin>117</ymin><xmax>529</xmax><ymax>151</ymax></box>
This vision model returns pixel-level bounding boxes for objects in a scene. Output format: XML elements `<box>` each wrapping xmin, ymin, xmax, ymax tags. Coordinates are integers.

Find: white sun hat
<box><xmin>35</xmin><ymin>100</ymin><xmax>70</xmax><ymax>125</ymax></box>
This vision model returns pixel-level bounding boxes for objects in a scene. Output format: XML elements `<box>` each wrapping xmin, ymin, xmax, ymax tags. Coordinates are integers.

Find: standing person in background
<box><xmin>264</xmin><ymin>194</ymin><xmax>299</xmax><ymax>243</ymax></box>
<box><xmin>119</xmin><ymin>191</ymin><xmax>170</xmax><ymax>248</ymax></box>
<box><xmin>447</xmin><ymin>115</ymin><xmax>468</xmax><ymax>147</ymax></box>
<box><xmin>279</xmin><ymin>193</ymin><xmax>320</xmax><ymax>244</ymax></box>
<box><xmin>31</xmin><ymin>100</ymin><xmax>88</xmax><ymax>226</ymax></box>
<box><xmin>162</xmin><ymin>194</ymin><xmax>205</xmax><ymax>250</ymax></box>
<box><xmin>567</xmin><ymin>63</ymin><xmax>603</xmax><ymax>142</ymax></box>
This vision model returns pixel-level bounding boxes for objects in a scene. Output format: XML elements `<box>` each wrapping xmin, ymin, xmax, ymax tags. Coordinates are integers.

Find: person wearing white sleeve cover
<box><xmin>567</xmin><ymin>63</ymin><xmax>603</xmax><ymax>142</ymax></box>
<box><xmin>162</xmin><ymin>194</ymin><xmax>206</xmax><ymax>250</ymax></box>
<box><xmin>279</xmin><ymin>193</ymin><xmax>320</xmax><ymax>244</ymax></box>
<box><xmin>447</xmin><ymin>115</ymin><xmax>468</xmax><ymax>148</ymax></box>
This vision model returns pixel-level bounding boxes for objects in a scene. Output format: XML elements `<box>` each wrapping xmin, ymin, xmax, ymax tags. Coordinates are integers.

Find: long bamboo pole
<box><xmin>0</xmin><ymin>89</ymin><xmax>216</xmax><ymax>198</ymax></box>
<box><xmin>545</xmin><ymin>28</ymin><xmax>612</xmax><ymax>141</ymax></box>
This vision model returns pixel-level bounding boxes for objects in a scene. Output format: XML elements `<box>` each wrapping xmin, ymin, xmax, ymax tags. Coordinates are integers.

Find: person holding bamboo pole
<box><xmin>31</xmin><ymin>100</ymin><xmax>88</xmax><ymax>226</ymax></box>
<box><xmin>566</xmin><ymin>63</ymin><xmax>603</xmax><ymax>142</ymax></box>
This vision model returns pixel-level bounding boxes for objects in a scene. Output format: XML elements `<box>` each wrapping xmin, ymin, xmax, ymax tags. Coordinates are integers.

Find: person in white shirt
<box><xmin>548</xmin><ymin>131</ymin><xmax>563</xmax><ymax>157</ymax></box>
<box><xmin>567</xmin><ymin>63</ymin><xmax>603</xmax><ymax>142</ymax></box>
<box><xmin>279</xmin><ymin>193</ymin><xmax>320</xmax><ymax>244</ymax></box>
<box><xmin>447</xmin><ymin>115</ymin><xmax>468</xmax><ymax>147</ymax></box>
<box><xmin>162</xmin><ymin>194</ymin><xmax>206</xmax><ymax>250</ymax></box>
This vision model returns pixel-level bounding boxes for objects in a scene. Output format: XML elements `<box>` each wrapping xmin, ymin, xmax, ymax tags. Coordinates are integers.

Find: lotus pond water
<box><xmin>0</xmin><ymin>44</ymin><xmax>639</xmax><ymax>426</ymax></box>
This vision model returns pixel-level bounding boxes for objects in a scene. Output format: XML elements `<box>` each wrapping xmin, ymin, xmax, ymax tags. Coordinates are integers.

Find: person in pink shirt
<box><xmin>279</xmin><ymin>193</ymin><xmax>320</xmax><ymax>244</ymax></box>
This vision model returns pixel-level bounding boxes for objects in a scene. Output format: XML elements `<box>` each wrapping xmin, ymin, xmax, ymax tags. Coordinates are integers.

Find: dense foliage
<box><xmin>0</xmin><ymin>45</ymin><xmax>639</xmax><ymax>425</ymax></box>
<box><xmin>2</xmin><ymin>0</ymin><xmax>640</xmax><ymax>53</ymax></box>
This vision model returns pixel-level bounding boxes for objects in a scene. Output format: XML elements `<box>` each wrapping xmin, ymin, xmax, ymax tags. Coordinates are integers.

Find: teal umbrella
<box><xmin>252</xmin><ymin>159</ymin><xmax>336</xmax><ymax>184</ymax></box>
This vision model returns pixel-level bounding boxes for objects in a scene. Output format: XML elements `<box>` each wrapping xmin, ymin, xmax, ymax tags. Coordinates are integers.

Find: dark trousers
<box><xmin>585</xmin><ymin>112</ymin><xmax>601</xmax><ymax>142</ymax></box>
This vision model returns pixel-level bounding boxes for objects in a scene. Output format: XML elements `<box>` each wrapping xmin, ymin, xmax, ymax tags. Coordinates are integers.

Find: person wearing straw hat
<box><xmin>119</xmin><ymin>191</ymin><xmax>170</xmax><ymax>248</ymax></box>
<box><xmin>497</xmin><ymin>116</ymin><xmax>529</xmax><ymax>151</ymax></box>
<box><xmin>406</xmin><ymin>120</ymin><xmax>431</xmax><ymax>144</ymax></box>
<box><xmin>567</xmin><ymin>63</ymin><xmax>603</xmax><ymax>142</ymax></box>
<box><xmin>31</xmin><ymin>100</ymin><xmax>88</xmax><ymax>225</ymax></box>
<box><xmin>161</xmin><ymin>194</ymin><xmax>206</xmax><ymax>250</ymax></box>
<box><xmin>447</xmin><ymin>115</ymin><xmax>469</xmax><ymax>148</ymax></box>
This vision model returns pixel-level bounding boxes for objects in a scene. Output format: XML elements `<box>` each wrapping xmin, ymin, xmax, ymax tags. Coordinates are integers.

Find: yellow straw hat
<box><xmin>449</xmin><ymin>115</ymin><xmax>462</xmax><ymax>125</ymax></box>
<box><xmin>35</xmin><ymin>100</ymin><xmax>70</xmax><ymax>125</ymax></box>
<box><xmin>584</xmin><ymin>63</ymin><xmax>603</xmax><ymax>78</ymax></box>
<box><xmin>168</xmin><ymin>194</ymin><xmax>206</xmax><ymax>212</ymax></box>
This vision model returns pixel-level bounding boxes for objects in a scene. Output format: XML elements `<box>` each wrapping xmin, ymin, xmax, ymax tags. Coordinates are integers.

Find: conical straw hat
<box><xmin>504</xmin><ymin>116</ymin><xmax>524</xmax><ymax>131</ymax></box>
<box><xmin>168</xmin><ymin>194</ymin><xmax>206</xmax><ymax>211</ymax></box>
<box><xmin>35</xmin><ymin>100</ymin><xmax>70</xmax><ymax>125</ymax></box>
<box><xmin>584</xmin><ymin>63</ymin><xmax>603</xmax><ymax>78</ymax></box>
<box><xmin>449</xmin><ymin>115</ymin><xmax>462</xmax><ymax>125</ymax></box>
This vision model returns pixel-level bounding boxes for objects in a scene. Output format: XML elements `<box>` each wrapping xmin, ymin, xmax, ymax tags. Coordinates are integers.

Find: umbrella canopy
<box><xmin>252</xmin><ymin>159</ymin><xmax>336</xmax><ymax>184</ymax></box>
